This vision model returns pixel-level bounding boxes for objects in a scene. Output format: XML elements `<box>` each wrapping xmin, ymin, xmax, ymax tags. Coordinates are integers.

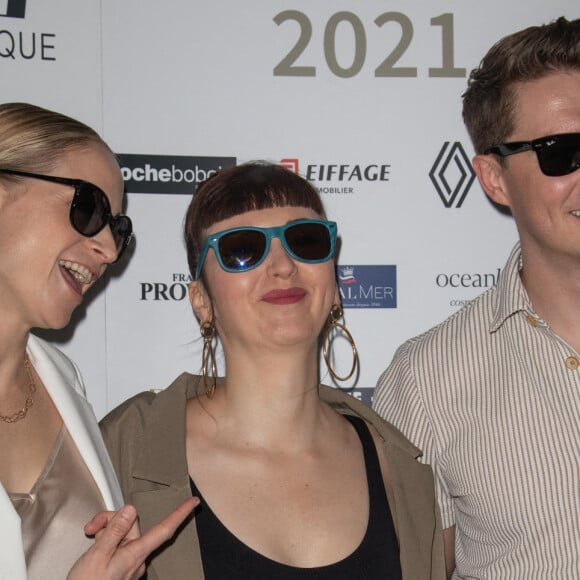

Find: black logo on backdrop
<box><xmin>0</xmin><ymin>0</ymin><xmax>26</xmax><ymax>18</ymax></box>
<box><xmin>429</xmin><ymin>142</ymin><xmax>475</xmax><ymax>208</ymax></box>
<box><xmin>0</xmin><ymin>1</ymin><xmax>56</xmax><ymax>61</ymax></box>
<box><xmin>118</xmin><ymin>154</ymin><xmax>237</xmax><ymax>194</ymax></box>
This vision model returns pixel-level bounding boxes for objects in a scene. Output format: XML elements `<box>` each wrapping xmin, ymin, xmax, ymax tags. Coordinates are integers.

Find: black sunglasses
<box><xmin>485</xmin><ymin>132</ymin><xmax>580</xmax><ymax>177</ymax></box>
<box><xmin>0</xmin><ymin>169</ymin><xmax>133</xmax><ymax>261</ymax></box>
<box><xmin>196</xmin><ymin>219</ymin><xmax>337</xmax><ymax>279</ymax></box>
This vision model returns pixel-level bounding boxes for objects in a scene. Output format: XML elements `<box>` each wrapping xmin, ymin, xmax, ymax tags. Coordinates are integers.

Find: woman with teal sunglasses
<box><xmin>101</xmin><ymin>162</ymin><xmax>445</xmax><ymax>579</ymax></box>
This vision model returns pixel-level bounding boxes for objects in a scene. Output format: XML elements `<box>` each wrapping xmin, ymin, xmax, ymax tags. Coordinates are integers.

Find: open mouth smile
<box><xmin>59</xmin><ymin>260</ymin><xmax>96</xmax><ymax>286</ymax></box>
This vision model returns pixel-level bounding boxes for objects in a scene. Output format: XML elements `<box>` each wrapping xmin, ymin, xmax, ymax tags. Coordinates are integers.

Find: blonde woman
<box><xmin>0</xmin><ymin>102</ymin><xmax>194</xmax><ymax>580</ymax></box>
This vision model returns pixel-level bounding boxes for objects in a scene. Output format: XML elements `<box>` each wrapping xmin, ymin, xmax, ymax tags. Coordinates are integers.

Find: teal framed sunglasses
<box><xmin>195</xmin><ymin>219</ymin><xmax>337</xmax><ymax>279</ymax></box>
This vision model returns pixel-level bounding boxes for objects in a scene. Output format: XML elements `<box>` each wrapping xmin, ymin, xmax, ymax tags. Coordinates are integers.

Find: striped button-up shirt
<box><xmin>373</xmin><ymin>243</ymin><xmax>580</xmax><ymax>579</ymax></box>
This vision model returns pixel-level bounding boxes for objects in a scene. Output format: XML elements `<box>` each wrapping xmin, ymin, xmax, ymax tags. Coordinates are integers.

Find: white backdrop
<box><xmin>2</xmin><ymin>1</ymin><xmax>577</xmax><ymax>418</ymax></box>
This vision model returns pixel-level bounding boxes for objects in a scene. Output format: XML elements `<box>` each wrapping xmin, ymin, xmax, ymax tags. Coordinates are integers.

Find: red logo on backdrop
<box><xmin>280</xmin><ymin>158</ymin><xmax>299</xmax><ymax>174</ymax></box>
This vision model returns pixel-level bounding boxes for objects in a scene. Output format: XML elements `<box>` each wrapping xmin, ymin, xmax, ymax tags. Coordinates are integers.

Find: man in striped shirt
<box><xmin>373</xmin><ymin>17</ymin><xmax>580</xmax><ymax>579</ymax></box>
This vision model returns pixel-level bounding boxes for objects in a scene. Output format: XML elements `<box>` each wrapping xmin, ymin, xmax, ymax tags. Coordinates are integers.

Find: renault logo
<box><xmin>430</xmin><ymin>142</ymin><xmax>475</xmax><ymax>208</ymax></box>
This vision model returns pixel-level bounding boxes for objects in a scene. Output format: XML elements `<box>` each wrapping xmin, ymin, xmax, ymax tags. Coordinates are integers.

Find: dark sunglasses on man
<box><xmin>485</xmin><ymin>132</ymin><xmax>580</xmax><ymax>177</ymax></box>
<box><xmin>0</xmin><ymin>169</ymin><xmax>133</xmax><ymax>262</ymax></box>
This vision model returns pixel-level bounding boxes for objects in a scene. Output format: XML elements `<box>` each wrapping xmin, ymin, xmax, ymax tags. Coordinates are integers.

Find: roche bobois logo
<box><xmin>429</xmin><ymin>142</ymin><xmax>475</xmax><ymax>208</ymax></box>
<box><xmin>118</xmin><ymin>154</ymin><xmax>237</xmax><ymax>194</ymax></box>
<box><xmin>0</xmin><ymin>0</ymin><xmax>26</xmax><ymax>18</ymax></box>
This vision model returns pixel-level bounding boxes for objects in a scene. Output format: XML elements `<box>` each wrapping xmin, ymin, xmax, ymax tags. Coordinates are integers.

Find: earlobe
<box><xmin>472</xmin><ymin>154</ymin><xmax>511</xmax><ymax>208</ymax></box>
<box><xmin>188</xmin><ymin>281</ymin><xmax>213</xmax><ymax>322</ymax></box>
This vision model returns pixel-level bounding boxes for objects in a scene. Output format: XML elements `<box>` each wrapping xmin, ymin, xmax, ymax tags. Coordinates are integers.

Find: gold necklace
<box><xmin>0</xmin><ymin>354</ymin><xmax>37</xmax><ymax>423</ymax></box>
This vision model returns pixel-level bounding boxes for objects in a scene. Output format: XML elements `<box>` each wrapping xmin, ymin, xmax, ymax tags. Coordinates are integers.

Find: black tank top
<box><xmin>189</xmin><ymin>414</ymin><xmax>402</xmax><ymax>579</ymax></box>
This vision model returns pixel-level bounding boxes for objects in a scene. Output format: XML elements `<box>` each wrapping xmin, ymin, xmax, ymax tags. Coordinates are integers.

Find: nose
<box><xmin>89</xmin><ymin>224</ymin><xmax>119</xmax><ymax>264</ymax></box>
<box><xmin>265</xmin><ymin>237</ymin><xmax>297</xmax><ymax>278</ymax></box>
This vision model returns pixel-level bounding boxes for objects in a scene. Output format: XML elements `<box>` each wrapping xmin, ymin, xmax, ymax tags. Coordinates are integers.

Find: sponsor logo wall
<box><xmin>4</xmin><ymin>1</ymin><xmax>577</xmax><ymax>418</ymax></box>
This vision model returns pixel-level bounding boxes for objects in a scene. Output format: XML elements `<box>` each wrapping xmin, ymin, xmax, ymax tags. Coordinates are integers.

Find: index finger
<box><xmin>124</xmin><ymin>497</ymin><xmax>199</xmax><ymax>560</ymax></box>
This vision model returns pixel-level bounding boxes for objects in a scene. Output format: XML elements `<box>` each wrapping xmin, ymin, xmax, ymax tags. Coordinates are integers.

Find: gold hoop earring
<box><xmin>200</xmin><ymin>321</ymin><xmax>217</xmax><ymax>398</ymax></box>
<box><xmin>322</xmin><ymin>304</ymin><xmax>358</xmax><ymax>382</ymax></box>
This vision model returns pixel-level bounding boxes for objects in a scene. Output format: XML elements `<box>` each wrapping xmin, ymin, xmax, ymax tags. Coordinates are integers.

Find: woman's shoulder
<box><xmin>319</xmin><ymin>384</ymin><xmax>422</xmax><ymax>460</ymax></box>
<box><xmin>99</xmin><ymin>373</ymin><xmax>204</xmax><ymax>483</ymax></box>
<box><xmin>27</xmin><ymin>334</ymin><xmax>86</xmax><ymax>396</ymax></box>
<box><xmin>100</xmin><ymin>372</ymin><xmax>203</xmax><ymax>432</ymax></box>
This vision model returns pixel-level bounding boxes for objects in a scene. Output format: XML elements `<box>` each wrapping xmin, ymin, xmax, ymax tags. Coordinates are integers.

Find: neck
<box><xmin>0</xmin><ymin>295</ymin><xmax>33</xmax><ymax>396</ymax></box>
<box><xmin>0</xmin><ymin>320</ymin><xmax>30</xmax><ymax>392</ymax></box>
<box><xmin>0</xmin><ymin>335</ymin><xmax>34</xmax><ymax>424</ymax></box>
<box><xmin>520</xmin><ymin>245</ymin><xmax>580</xmax><ymax>351</ymax></box>
<box><xmin>209</xmin><ymin>346</ymin><xmax>326</xmax><ymax>451</ymax></box>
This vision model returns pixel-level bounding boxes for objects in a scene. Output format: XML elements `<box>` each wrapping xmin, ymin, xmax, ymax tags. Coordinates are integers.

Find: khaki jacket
<box><xmin>100</xmin><ymin>373</ymin><xmax>445</xmax><ymax>579</ymax></box>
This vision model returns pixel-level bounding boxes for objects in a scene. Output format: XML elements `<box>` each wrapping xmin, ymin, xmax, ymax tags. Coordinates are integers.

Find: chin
<box><xmin>38</xmin><ymin>308</ymin><xmax>77</xmax><ymax>332</ymax></box>
<box><xmin>271</xmin><ymin>328</ymin><xmax>317</xmax><ymax>347</ymax></box>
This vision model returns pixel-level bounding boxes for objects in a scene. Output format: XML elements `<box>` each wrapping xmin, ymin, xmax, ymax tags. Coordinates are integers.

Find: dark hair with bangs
<box><xmin>184</xmin><ymin>161</ymin><xmax>326</xmax><ymax>279</ymax></box>
<box><xmin>462</xmin><ymin>16</ymin><xmax>580</xmax><ymax>154</ymax></box>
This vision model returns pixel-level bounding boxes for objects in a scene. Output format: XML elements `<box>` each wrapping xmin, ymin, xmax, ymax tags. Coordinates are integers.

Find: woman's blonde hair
<box><xmin>0</xmin><ymin>102</ymin><xmax>112</xmax><ymax>173</ymax></box>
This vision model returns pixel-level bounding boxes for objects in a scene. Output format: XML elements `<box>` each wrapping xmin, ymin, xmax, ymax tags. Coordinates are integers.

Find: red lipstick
<box><xmin>262</xmin><ymin>287</ymin><xmax>306</xmax><ymax>305</ymax></box>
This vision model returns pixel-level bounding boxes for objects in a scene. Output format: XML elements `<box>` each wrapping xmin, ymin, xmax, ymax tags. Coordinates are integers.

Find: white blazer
<box><xmin>0</xmin><ymin>335</ymin><xmax>123</xmax><ymax>580</ymax></box>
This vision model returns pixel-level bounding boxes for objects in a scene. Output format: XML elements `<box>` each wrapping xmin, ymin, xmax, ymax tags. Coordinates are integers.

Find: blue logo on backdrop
<box><xmin>338</xmin><ymin>265</ymin><xmax>397</xmax><ymax>309</ymax></box>
<box><xmin>0</xmin><ymin>0</ymin><xmax>26</xmax><ymax>18</ymax></box>
<box><xmin>348</xmin><ymin>388</ymin><xmax>375</xmax><ymax>407</ymax></box>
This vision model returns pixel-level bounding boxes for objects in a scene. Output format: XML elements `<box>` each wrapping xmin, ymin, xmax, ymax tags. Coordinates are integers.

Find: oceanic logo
<box><xmin>436</xmin><ymin>267</ymin><xmax>501</xmax><ymax>309</ymax></box>
<box><xmin>429</xmin><ymin>142</ymin><xmax>475</xmax><ymax>208</ymax></box>
<box><xmin>0</xmin><ymin>0</ymin><xmax>26</xmax><ymax>18</ymax></box>
<box><xmin>338</xmin><ymin>265</ymin><xmax>397</xmax><ymax>309</ymax></box>
<box><xmin>435</xmin><ymin>268</ymin><xmax>501</xmax><ymax>288</ymax></box>
<box><xmin>119</xmin><ymin>154</ymin><xmax>236</xmax><ymax>194</ymax></box>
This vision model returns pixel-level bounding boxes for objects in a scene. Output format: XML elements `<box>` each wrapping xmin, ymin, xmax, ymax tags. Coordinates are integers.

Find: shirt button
<box><xmin>526</xmin><ymin>315</ymin><xmax>538</xmax><ymax>326</ymax></box>
<box><xmin>565</xmin><ymin>356</ymin><xmax>579</xmax><ymax>371</ymax></box>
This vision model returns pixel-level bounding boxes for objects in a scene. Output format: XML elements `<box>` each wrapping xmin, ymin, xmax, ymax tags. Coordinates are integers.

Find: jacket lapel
<box><xmin>129</xmin><ymin>374</ymin><xmax>205</xmax><ymax>579</ymax></box>
<box><xmin>0</xmin><ymin>485</ymin><xmax>27</xmax><ymax>580</ymax></box>
<box><xmin>27</xmin><ymin>335</ymin><xmax>123</xmax><ymax>509</ymax></box>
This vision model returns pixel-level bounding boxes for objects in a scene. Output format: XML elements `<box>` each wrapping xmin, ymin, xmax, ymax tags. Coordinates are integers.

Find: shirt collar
<box><xmin>490</xmin><ymin>242</ymin><xmax>537</xmax><ymax>332</ymax></box>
